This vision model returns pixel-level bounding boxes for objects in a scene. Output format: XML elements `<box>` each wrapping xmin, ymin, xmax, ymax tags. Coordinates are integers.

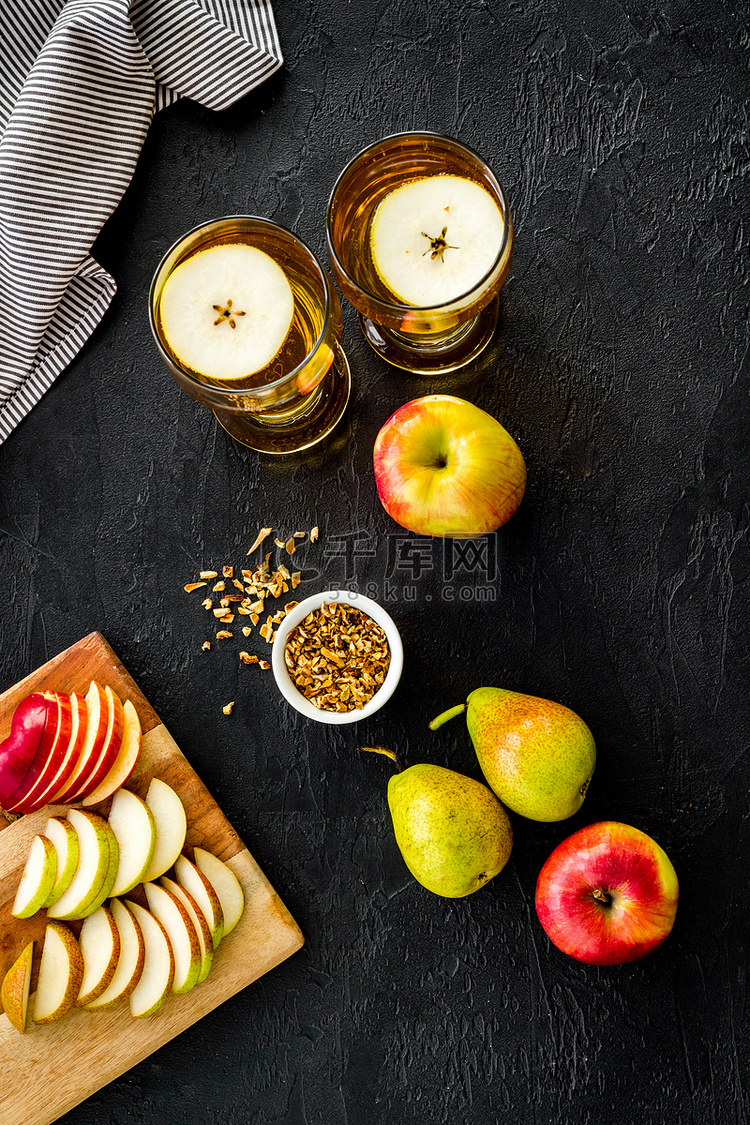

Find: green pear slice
<box><xmin>41</xmin><ymin>816</ymin><xmax>80</xmax><ymax>908</ymax></box>
<box><xmin>173</xmin><ymin>853</ymin><xmax>224</xmax><ymax>950</ymax></box>
<box><xmin>1</xmin><ymin>941</ymin><xmax>34</xmax><ymax>1033</ymax></box>
<box><xmin>369</xmin><ymin>174</ymin><xmax>505</xmax><ymax>307</ymax></box>
<box><xmin>144</xmin><ymin>882</ymin><xmax>202</xmax><ymax>994</ymax></box>
<box><xmin>142</xmin><ymin>778</ymin><xmax>187</xmax><ymax>883</ymax></box>
<box><xmin>158</xmin><ymin>244</ymin><xmax>295</xmax><ymax>382</ymax></box>
<box><xmin>47</xmin><ymin>810</ymin><xmax>113</xmax><ymax>921</ymax></box>
<box><xmin>160</xmin><ymin>875</ymin><xmax>214</xmax><ymax>983</ymax></box>
<box><xmin>109</xmin><ymin>788</ymin><xmax>156</xmax><ymax>897</ymax></box>
<box><xmin>125</xmin><ymin>900</ymin><xmax>174</xmax><ymax>1017</ymax></box>
<box><xmin>76</xmin><ymin>905</ymin><xmax>121</xmax><ymax>1006</ymax></box>
<box><xmin>194</xmin><ymin>847</ymin><xmax>245</xmax><ymax>937</ymax></box>
<box><xmin>85</xmin><ymin>898</ymin><xmax>145</xmax><ymax>1011</ymax></box>
<box><xmin>33</xmin><ymin>921</ymin><xmax>83</xmax><ymax>1024</ymax></box>
<box><xmin>12</xmin><ymin>834</ymin><xmax>57</xmax><ymax>919</ymax></box>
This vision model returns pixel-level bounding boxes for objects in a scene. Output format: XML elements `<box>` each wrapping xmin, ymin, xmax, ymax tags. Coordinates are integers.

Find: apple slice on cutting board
<box><xmin>108</xmin><ymin>787</ymin><xmax>156</xmax><ymax>896</ymax></box>
<box><xmin>23</xmin><ymin>692</ymin><xmax>88</xmax><ymax>812</ymax></box>
<box><xmin>47</xmin><ymin>809</ymin><xmax>116</xmax><ymax>921</ymax></box>
<box><xmin>160</xmin><ymin>875</ymin><xmax>214</xmax><ymax>983</ymax></box>
<box><xmin>4</xmin><ymin>693</ymin><xmax>72</xmax><ymax>813</ymax></box>
<box><xmin>41</xmin><ymin>815</ymin><xmax>80</xmax><ymax>907</ymax></box>
<box><xmin>174</xmin><ymin>853</ymin><xmax>224</xmax><ymax>950</ymax></box>
<box><xmin>84</xmin><ymin>897</ymin><xmax>145</xmax><ymax>1011</ymax></box>
<box><xmin>33</xmin><ymin>921</ymin><xmax>84</xmax><ymax>1025</ymax></box>
<box><xmin>141</xmin><ymin>777</ymin><xmax>187</xmax><ymax>883</ymax></box>
<box><xmin>194</xmin><ymin>847</ymin><xmax>245</xmax><ymax>936</ymax></box>
<box><xmin>72</xmin><ymin>684</ymin><xmax>125</xmax><ymax>802</ymax></box>
<box><xmin>144</xmin><ymin>882</ymin><xmax>202</xmax><ymax>994</ymax></box>
<box><xmin>53</xmin><ymin>682</ymin><xmax>111</xmax><ymax>804</ymax></box>
<box><xmin>1</xmin><ymin>941</ymin><xmax>34</xmax><ymax>1033</ymax></box>
<box><xmin>0</xmin><ymin>693</ymin><xmax>50</xmax><ymax>805</ymax></box>
<box><xmin>11</xmin><ymin>834</ymin><xmax>58</xmax><ymax>919</ymax></box>
<box><xmin>125</xmin><ymin>900</ymin><xmax>174</xmax><ymax>1017</ymax></box>
<box><xmin>369</xmin><ymin>175</ymin><xmax>505</xmax><ymax>307</ymax></box>
<box><xmin>76</xmin><ymin>905</ymin><xmax>121</xmax><ymax>1007</ymax></box>
<box><xmin>158</xmin><ymin>243</ymin><xmax>295</xmax><ymax>382</ymax></box>
<box><xmin>82</xmin><ymin>699</ymin><xmax>142</xmax><ymax>807</ymax></box>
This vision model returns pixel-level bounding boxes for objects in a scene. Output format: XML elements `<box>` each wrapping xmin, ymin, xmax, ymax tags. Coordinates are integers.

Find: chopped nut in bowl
<box><xmin>272</xmin><ymin>590</ymin><xmax>403</xmax><ymax>724</ymax></box>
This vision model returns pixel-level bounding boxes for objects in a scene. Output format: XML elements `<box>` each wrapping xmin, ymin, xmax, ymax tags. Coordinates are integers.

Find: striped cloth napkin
<box><xmin>0</xmin><ymin>0</ymin><xmax>282</xmax><ymax>445</ymax></box>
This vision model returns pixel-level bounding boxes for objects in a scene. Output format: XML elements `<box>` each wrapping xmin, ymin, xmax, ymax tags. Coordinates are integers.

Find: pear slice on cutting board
<box><xmin>369</xmin><ymin>175</ymin><xmax>504</xmax><ymax>307</ymax></box>
<box><xmin>159</xmin><ymin>244</ymin><xmax>295</xmax><ymax>381</ymax></box>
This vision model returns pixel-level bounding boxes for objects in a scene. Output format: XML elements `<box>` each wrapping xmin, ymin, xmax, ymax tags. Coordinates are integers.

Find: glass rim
<box><xmin>148</xmin><ymin>214</ymin><xmax>334</xmax><ymax>399</ymax></box>
<box><xmin>325</xmin><ymin>130</ymin><xmax>512</xmax><ymax>314</ymax></box>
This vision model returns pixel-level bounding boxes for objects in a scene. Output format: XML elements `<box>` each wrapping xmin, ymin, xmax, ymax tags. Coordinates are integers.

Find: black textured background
<box><xmin>1</xmin><ymin>1</ymin><xmax>749</xmax><ymax>1122</ymax></box>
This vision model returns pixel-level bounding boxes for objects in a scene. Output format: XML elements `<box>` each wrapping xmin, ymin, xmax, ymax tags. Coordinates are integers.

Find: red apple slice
<box><xmin>82</xmin><ymin>700</ymin><xmax>142</xmax><ymax>807</ymax></box>
<box><xmin>70</xmin><ymin>686</ymin><xmax>125</xmax><ymax>802</ymax></box>
<box><xmin>53</xmin><ymin>682</ymin><xmax>109</xmax><ymax>804</ymax></box>
<box><xmin>2</xmin><ymin>694</ymin><xmax>67</xmax><ymax>811</ymax></box>
<box><xmin>25</xmin><ymin>693</ymin><xmax>88</xmax><ymax>812</ymax></box>
<box><xmin>8</xmin><ymin>693</ymin><xmax>75</xmax><ymax>813</ymax></box>
<box><xmin>0</xmin><ymin>694</ymin><xmax>49</xmax><ymax>805</ymax></box>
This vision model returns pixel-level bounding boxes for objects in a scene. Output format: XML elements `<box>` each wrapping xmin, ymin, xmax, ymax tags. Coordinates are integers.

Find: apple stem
<box><xmin>428</xmin><ymin>703</ymin><xmax>466</xmax><ymax>731</ymax></box>
<box><xmin>592</xmin><ymin>888</ymin><xmax>612</xmax><ymax>905</ymax></box>
<box><xmin>360</xmin><ymin>746</ymin><xmax>403</xmax><ymax>772</ymax></box>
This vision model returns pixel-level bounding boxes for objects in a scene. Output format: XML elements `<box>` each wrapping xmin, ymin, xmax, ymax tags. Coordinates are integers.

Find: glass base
<box><xmin>359</xmin><ymin>296</ymin><xmax>500</xmax><ymax>374</ymax></box>
<box><xmin>213</xmin><ymin>345</ymin><xmax>351</xmax><ymax>454</ymax></box>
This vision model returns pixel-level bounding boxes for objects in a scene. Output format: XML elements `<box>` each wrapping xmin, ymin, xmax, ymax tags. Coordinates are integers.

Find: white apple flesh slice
<box><xmin>369</xmin><ymin>175</ymin><xmax>505</xmax><ymax>307</ymax></box>
<box><xmin>33</xmin><ymin>921</ymin><xmax>83</xmax><ymax>1024</ymax></box>
<box><xmin>194</xmin><ymin>847</ymin><xmax>245</xmax><ymax>936</ymax></box>
<box><xmin>11</xmin><ymin>834</ymin><xmax>57</xmax><ymax>919</ymax></box>
<box><xmin>160</xmin><ymin>875</ymin><xmax>214</xmax><ymax>983</ymax></box>
<box><xmin>47</xmin><ymin>809</ymin><xmax>114</xmax><ymax>921</ymax></box>
<box><xmin>125</xmin><ymin>900</ymin><xmax>174</xmax><ymax>1017</ymax></box>
<box><xmin>73</xmin><ymin>685</ymin><xmax>125</xmax><ymax>801</ymax></box>
<box><xmin>85</xmin><ymin>897</ymin><xmax>145</xmax><ymax>1011</ymax></box>
<box><xmin>108</xmin><ymin>787</ymin><xmax>156</xmax><ymax>897</ymax></box>
<box><xmin>82</xmin><ymin>699</ymin><xmax>142</xmax><ymax>806</ymax></box>
<box><xmin>76</xmin><ymin>905</ymin><xmax>121</xmax><ymax>1006</ymax></box>
<box><xmin>174</xmin><ymin>853</ymin><xmax>224</xmax><ymax>950</ymax></box>
<box><xmin>53</xmin><ymin>681</ymin><xmax>109</xmax><ymax>804</ymax></box>
<box><xmin>41</xmin><ymin>816</ymin><xmax>80</xmax><ymax>907</ymax></box>
<box><xmin>144</xmin><ymin>882</ymin><xmax>202</xmax><ymax>994</ymax></box>
<box><xmin>1</xmin><ymin>941</ymin><xmax>34</xmax><ymax>1033</ymax></box>
<box><xmin>158</xmin><ymin>243</ymin><xmax>295</xmax><ymax>382</ymax></box>
<box><xmin>142</xmin><ymin>777</ymin><xmax>187</xmax><ymax>883</ymax></box>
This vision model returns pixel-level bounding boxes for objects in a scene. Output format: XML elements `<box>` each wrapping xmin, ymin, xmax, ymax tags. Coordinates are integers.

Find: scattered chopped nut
<box><xmin>184</xmin><ymin>581</ymin><xmax>207</xmax><ymax>593</ymax></box>
<box><xmin>200</xmin><ymin>570</ymin><xmax>219</xmax><ymax>579</ymax></box>
<box><xmin>202</xmin><ymin>641</ymin><xmax>211</xmax><ymax>651</ymax></box>
<box><xmin>239</xmin><ymin>651</ymin><xmax>253</xmax><ymax>664</ymax></box>
<box><xmin>247</xmin><ymin>528</ymin><xmax>272</xmax><ymax>554</ymax></box>
<box><xmin>285</xmin><ymin>538</ymin><xmax>296</xmax><ymax>555</ymax></box>
<box><xmin>259</xmin><ymin>660</ymin><xmax>270</xmax><ymax>670</ymax></box>
<box><xmin>222</xmin><ymin>565</ymin><xmax>234</xmax><ymax>578</ymax></box>
<box><xmin>213</xmin><ymin>608</ymin><xmax>230</xmax><ymax>618</ymax></box>
<box><xmin>293</xmin><ymin>531</ymin><xmax>306</xmax><ymax>539</ymax></box>
<box><xmin>232</xmin><ymin>578</ymin><xmax>245</xmax><ymax>592</ymax></box>
<box><xmin>202</xmin><ymin>598</ymin><xmax>213</xmax><ymax>610</ymax></box>
<box><xmin>291</xmin><ymin>572</ymin><xmax>302</xmax><ymax>588</ymax></box>
<box><xmin>213</xmin><ymin>580</ymin><xmax>226</xmax><ymax>592</ymax></box>
<box><xmin>284</xmin><ymin>602</ymin><xmax>390</xmax><ymax>712</ymax></box>
<box><xmin>285</xmin><ymin>602</ymin><xmax>299</xmax><ymax>613</ymax></box>
<box><xmin>274</xmin><ymin>538</ymin><xmax>286</xmax><ymax>549</ymax></box>
<box><xmin>223</xmin><ymin>701</ymin><xmax>235</xmax><ymax>715</ymax></box>
<box><xmin>242</xmin><ymin>626</ymin><xmax>252</xmax><ymax>637</ymax></box>
<box><xmin>310</xmin><ymin>526</ymin><xmax>319</xmax><ymax>542</ymax></box>
<box><xmin>216</xmin><ymin>630</ymin><xmax>233</xmax><ymax>639</ymax></box>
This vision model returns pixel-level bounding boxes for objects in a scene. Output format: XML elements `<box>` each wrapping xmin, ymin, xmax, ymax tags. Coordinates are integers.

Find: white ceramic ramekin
<box><xmin>271</xmin><ymin>589</ymin><xmax>403</xmax><ymax>724</ymax></box>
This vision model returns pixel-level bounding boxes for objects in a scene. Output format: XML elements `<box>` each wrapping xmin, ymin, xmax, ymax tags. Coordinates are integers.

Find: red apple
<box><xmin>535</xmin><ymin>821</ymin><xmax>679</xmax><ymax>965</ymax></box>
<box><xmin>0</xmin><ymin>694</ymin><xmax>50</xmax><ymax>805</ymax></box>
<box><xmin>24</xmin><ymin>693</ymin><xmax>88</xmax><ymax>813</ymax></box>
<box><xmin>372</xmin><ymin>395</ymin><xmax>526</xmax><ymax>537</ymax></box>
<box><xmin>7</xmin><ymin>693</ymin><xmax>74</xmax><ymax>813</ymax></box>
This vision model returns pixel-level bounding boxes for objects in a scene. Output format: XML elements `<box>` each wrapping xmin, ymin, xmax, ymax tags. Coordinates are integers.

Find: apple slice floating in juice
<box><xmin>158</xmin><ymin>243</ymin><xmax>295</xmax><ymax>382</ymax></box>
<box><xmin>369</xmin><ymin>175</ymin><xmax>504</xmax><ymax>307</ymax></box>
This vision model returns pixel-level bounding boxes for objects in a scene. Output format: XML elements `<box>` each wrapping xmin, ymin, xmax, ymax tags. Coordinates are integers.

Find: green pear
<box><xmin>385</xmin><ymin>762</ymin><xmax>513</xmax><ymax>897</ymax></box>
<box><xmin>430</xmin><ymin>688</ymin><xmax>596</xmax><ymax>822</ymax></box>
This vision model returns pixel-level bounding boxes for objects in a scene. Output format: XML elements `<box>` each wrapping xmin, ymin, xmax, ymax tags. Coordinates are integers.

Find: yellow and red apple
<box><xmin>535</xmin><ymin>821</ymin><xmax>679</xmax><ymax>965</ymax></box>
<box><xmin>372</xmin><ymin>395</ymin><xmax>526</xmax><ymax>538</ymax></box>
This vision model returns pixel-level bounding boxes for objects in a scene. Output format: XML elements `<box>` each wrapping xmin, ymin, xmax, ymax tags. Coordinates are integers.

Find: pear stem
<box><xmin>428</xmin><ymin>703</ymin><xmax>466</xmax><ymax>731</ymax></box>
<box><xmin>360</xmin><ymin>746</ymin><xmax>403</xmax><ymax>771</ymax></box>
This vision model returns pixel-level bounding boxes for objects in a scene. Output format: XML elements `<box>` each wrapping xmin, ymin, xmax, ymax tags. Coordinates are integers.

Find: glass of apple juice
<box><xmin>326</xmin><ymin>132</ymin><xmax>514</xmax><ymax>375</ymax></box>
<box><xmin>149</xmin><ymin>216</ymin><xmax>351</xmax><ymax>454</ymax></box>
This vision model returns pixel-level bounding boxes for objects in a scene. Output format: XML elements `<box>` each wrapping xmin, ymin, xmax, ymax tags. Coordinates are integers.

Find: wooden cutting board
<box><xmin>0</xmin><ymin>632</ymin><xmax>304</xmax><ymax>1125</ymax></box>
